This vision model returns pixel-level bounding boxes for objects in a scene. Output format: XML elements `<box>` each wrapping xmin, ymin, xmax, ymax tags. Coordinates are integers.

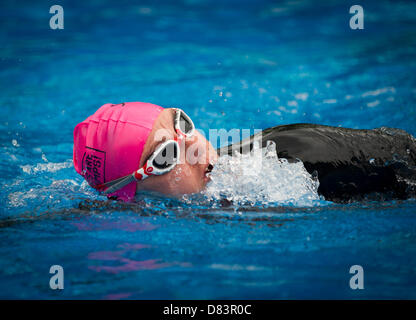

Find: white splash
<box><xmin>203</xmin><ymin>141</ymin><xmax>323</xmax><ymax>206</ymax></box>
<box><xmin>20</xmin><ymin>159</ymin><xmax>73</xmax><ymax>174</ymax></box>
<box><xmin>8</xmin><ymin>179</ymin><xmax>95</xmax><ymax>208</ymax></box>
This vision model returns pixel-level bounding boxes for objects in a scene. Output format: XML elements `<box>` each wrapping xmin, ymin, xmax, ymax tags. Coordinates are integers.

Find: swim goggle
<box><xmin>98</xmin><ymin>108</ymin><xmax>195</xmax><ymax>195</ymax></box>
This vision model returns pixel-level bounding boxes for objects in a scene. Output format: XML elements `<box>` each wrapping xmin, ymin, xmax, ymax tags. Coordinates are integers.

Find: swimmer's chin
<box><xmin>203</xmin><ymin>175</ymin><xmax>212</xmax><ymax>184</ymax></box>
<box><xmin>135</xmin><ymin>179</ymin><xmax>211</xmax><ymax>199</ymax></box>
<box><xmin>135</xmin><ymin>189</ymin><xmax>182</xmax><ymax>200</ymax></box>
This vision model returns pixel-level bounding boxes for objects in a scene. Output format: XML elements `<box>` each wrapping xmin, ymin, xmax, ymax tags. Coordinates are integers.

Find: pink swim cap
<box><xmin>73</xmin><ymin>102</ymin><xmax>164</xmax><ymax>202</ymax></box>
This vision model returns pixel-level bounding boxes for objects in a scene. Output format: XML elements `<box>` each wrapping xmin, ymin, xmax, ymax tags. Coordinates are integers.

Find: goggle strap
<box><xmin>99</xmin><ymin>173</ymin><xmax>135</xmax><ymax>195</ymax></box>
<box><xmin>97</xmin><ymin>174</ymin><xmax>128</xmax><ymax>191</ymax></box>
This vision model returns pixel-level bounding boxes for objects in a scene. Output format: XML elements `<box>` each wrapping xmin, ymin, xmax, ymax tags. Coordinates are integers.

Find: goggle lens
<box><xmin>176</xmin><ymin>109</ymin><xmax>195</xmax><ymax>136</ymax></box>
<box><xmin>179</xmin><ymin>113</ymin><xmax>193</xmax><ymax>134</ymax></box>
<box><xmin>152</xmin><ymin>140</ymin><xmax>179</xmax><ymax>170</ymax></box>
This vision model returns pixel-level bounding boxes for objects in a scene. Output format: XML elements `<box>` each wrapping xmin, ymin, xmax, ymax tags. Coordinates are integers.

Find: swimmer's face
<box><xmin>136</xmin><ymin>108</ymin><xmax>218</xmax><ymax>196</ymax></box>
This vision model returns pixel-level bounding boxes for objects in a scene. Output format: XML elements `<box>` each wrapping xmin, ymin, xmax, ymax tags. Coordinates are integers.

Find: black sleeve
<box><xmin>217</xmin><ymin>123</ymin><xmax>416</xmax><ymax>202</ymax></box>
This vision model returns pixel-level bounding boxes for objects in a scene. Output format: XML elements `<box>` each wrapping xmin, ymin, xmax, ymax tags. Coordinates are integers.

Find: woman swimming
<box><xmin>73</xmin><ymin>102</ymin><xmax>416</xmax><ymax>203</ymax></box>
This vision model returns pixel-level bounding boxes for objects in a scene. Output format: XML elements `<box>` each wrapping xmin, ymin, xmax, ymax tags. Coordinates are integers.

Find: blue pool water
<box><xmin>1</xmin><ymin>0</ymin><xmax>416</xmax><ymax>299</ymax></box>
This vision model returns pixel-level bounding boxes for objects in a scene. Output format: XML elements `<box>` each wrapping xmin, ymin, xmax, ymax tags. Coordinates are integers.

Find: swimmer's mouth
<box><xmin>204</xmin><ymin>163</ymin><xmax>214</xmax><ymax>179</ymax></box>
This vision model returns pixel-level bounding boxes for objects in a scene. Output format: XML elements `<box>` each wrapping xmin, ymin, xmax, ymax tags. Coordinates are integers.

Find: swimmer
<box><xmin>73</xmin><ymin>102</ymin><xmax>416</xmax><ymax>203</ymax></box>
